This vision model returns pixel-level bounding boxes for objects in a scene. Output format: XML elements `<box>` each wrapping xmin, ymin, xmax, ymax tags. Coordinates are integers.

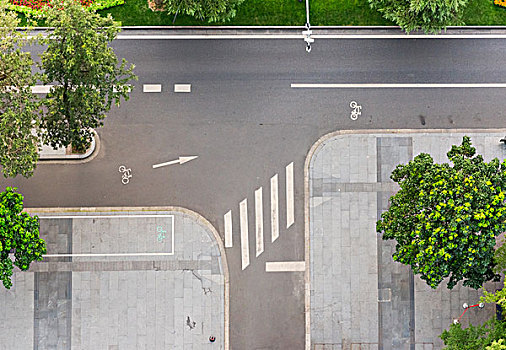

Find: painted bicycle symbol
<box><xmin>118</xmin><ymin>165</ymin><xmax>132</xmax><ymax>185</ymax></box>
<box><xmin>349</xmin><ymin>101</ymin><xmax>362</xmax><ymax>121</ymax></box>
<box><xmin>156</xmin><ymin>226</ymin><xmax>166</xmax><ymax>243</ymax></box>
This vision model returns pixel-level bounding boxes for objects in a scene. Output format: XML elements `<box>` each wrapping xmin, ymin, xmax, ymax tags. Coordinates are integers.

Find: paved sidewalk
<box><xmin>309</xmin><ymin>131</ymin><xmax>505</xmax><ymax>350</ymax></box>
<box><xmin>0</xmin><ymin>209</ymin><xmax>225</xmax><ymax>350</ymax></box>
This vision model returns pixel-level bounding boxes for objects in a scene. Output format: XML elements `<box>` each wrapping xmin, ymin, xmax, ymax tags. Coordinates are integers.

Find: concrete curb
<box><xmin>303</xmin><ymin>128</ymin><xmax>506</xmax><ymax>350</ymax></box>
<box><xmin>24</xmin><ymin>26</ymin><xmax>506</xmax><ymax>37</ymax></box>
<box><xmin>25</xmin><ymin>205</ymin><xmax>230</xmax><ymax>350</ymax></box>
<box><xmin>38</xmin><ymin>130</ymin><xmax>101</xmax><ymax>165</ymax></box>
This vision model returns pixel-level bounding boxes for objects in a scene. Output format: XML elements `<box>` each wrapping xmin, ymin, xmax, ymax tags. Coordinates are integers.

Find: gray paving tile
<box><xmin>310</xmin><ymin>133</ymin><xmax>504</xmax><ymax>349</ymax></box>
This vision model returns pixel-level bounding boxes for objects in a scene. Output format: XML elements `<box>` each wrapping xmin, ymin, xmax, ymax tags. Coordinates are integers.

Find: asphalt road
<box><xmin>4</xmin><ymin>37</ymin><xmax>506</xmax><ymax>349</ymax></box>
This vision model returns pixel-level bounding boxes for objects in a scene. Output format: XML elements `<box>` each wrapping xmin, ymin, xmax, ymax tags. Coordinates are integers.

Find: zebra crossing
<box><xmin>224</xmin><ymin>162</ymin><xmax>295</xmax><ymax>270</ymax></box>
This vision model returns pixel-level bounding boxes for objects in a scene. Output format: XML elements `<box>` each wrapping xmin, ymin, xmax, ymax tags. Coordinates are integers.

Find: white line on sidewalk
<box><xmin>255</xmin><ymin>188</ymin><xmax>264</xmax><ymax>257</ymax></box>
<box><xmin>39</xmin><ymin>214</ymin><xmax>173</xmax><ymax>219</ymax></box>
<box><xmin>240</xmin><ymin>199</ymin><xmax>250</xmax><ymax>270</ymax></box>
<box><xmin>44</xmin><ymin>252</ymin><xmax>174</xmax><ymax>257</ymax></box>
<box><xmin>265</xmin><ymin>261</ymin><xmax>305</xmax><ymax>272</ymax></box>
<box><xmin>270</xmin><ymin>174</ymin><xmax>279</xmax><ymax>243</ymax></box>
<box><xmin>224</xmin><ymin>211</ymin><xmax>233</xmax><ymax>248</ymax></box>
<box><xmin>143</xmin><ymin>84</ymin><xmax>162</xmax><ymax>93</ymax></box>
<box><xmin>290</xmin><ymin>83</ymin><xmax>506</xmax><ymax>89</ymax></box>
<box><xmin>286</xmin><ymin>162</ymin><xmax>295</xmax><ymax>228</ymax></box>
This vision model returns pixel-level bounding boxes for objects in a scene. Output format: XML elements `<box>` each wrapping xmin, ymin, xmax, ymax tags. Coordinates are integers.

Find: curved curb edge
<box><xmin>24</xmin><ymin>205</ymin><xmax>230</xmax><ymax>350</ymax></box>
<box><xmin>38</xmin><ymin>129</ymin><xmax>101</xmax><ymax>165</ymax></box>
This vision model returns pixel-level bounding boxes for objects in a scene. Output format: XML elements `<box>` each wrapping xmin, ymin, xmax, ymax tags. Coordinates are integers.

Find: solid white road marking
<box><xmin>152</xmin><ymin>156</ymin><xmax>198</xmax><ymax>168</ymax></box>
<box><xmin>174</xmin><ymin>84</ymin><xmax>191</xmax><ymax>93</ymax></box>
<box><xmin>143</xmin><ymin>84</ymin><xmax>162</xmax><ymax>93</ymax></box>
<box><xmin>270</xmin><ymin>174</ymin><xmax>279</xmax><ymax>242</ymax></box>
<box><xmin>265</xmin><ymin>261</ymin><xmax>305</xmax><ymax>272</ymax></box>
<box><xmin>290</xmin><ymin>83</ymin><xmax>506</xmax><ymax>89</ymax></box>
<box><xmin>224</xmin><ymin>211</ymin><xmax>233</xmax><ymax>248</ymax></box>
<box><xmin>255</xmin><ymin>187</ymin><xmax>264</xmax><ymax>257</ymax></box>
<box><xmin>286</xmin><ymin>162</ymin><xmax>294</xmax><ymax>228</ymax></box>
<box><xmin>115</xmin><ymin>34</ymin><xmax>506</xmax><ymax>40</ymax></box>
<box><xmin>240</xmin><ymin>199</ymin><xmax>250</xmax><ymax>270</ymax></box>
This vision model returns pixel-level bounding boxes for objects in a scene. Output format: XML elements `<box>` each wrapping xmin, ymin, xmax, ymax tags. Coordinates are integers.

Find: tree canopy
<box><xmin>368</xmin><ymin>0</ymin><xmax>469</xmax><ymax>34</ymax></box>
<box><xmin>440</xmin><ymin>318</ymin><xmax>506</xmax><ymax>349</ymax></box>
<box><xmin>40</xmin><ymin>0</ymin><xmax>136</xmax><ymax>151</ymax></box>
<box><xmin>0</xmin><ymin>187</ymin><xmax>46</xmax><ymax>289</ymax></box>
<box><xmin>377</xmin><ymin>136</ymin><xmax>506</xmax><ymax>289</ymax></box>
<box><xmin>163</xmin><ymin>0</ymin><xmax>245</xmax><ymax>23</ymax></box>
<box><xmin>0</xmin><ymin>0</ymin><xmax>41</xmax><ymax>178</ymax></box>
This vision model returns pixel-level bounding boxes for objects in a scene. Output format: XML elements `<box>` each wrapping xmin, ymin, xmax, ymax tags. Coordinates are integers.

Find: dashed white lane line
<box><xmin>31</xmin><ymin>85</ymin><xmax>52</xmax><ymax>94</ymax></box>
<box><xmin>224</xmin><ymin>210</ymin><xmax>232</xmax><ymax>248</ymax></box>
<box><xmin>265</xmin><ymin>261</ymin><xmax>305</xmax><ymax>272</ymax></box>
<box><xmin>255</xmin><ymin>187</ymin><xmax>264</xmax><ymax>257</ymax></box>
<box><xmin>240</xmin><ymin>199</ymin><xmax>250</xmax><ymax>270</ymax></box>
<box><xmin>270</xmin><ymin>174</ymin><xmax>279</xmax><ymax>243</ymax></box>
<box><xmin>143</xmin><ymin>84</ymin><xmax>162</xmax><ymax>92</ymax></box>
<box><xmin>290</xmin><ymin>83</ymin><xmax>506</xmax><ymax>89</ymax></box>
<box><xmin>31</xmin><ymin>85</ymin><xmax>133</xmax><ymax>94</ymax></box>
<box><xmin>286</xmin><ymin>162</ymin><xmax>295</xmax><ymax>229</ymax></box>
<box><xmin>174</xmin><ymin>84</ymin><xmax>191</xmax><ymax>93</ymax></box>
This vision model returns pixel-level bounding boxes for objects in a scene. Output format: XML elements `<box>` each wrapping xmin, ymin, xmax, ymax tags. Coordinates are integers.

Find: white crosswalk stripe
<box><xmin>286</xmin><ymin>162</ymin><xmax>295</xmax><ymax>228</ymax></box>
<box><xmin>223</xmin><ymin>163</ymin><xmax>295</xmax><ymax>271</ymax></box>
<box><xmin>271</xmin><ymin>174</ymin><xmax>279</xmax><ymax>243</ymax></box>
<box><xmin>240</xmin><ymin>199</ymin><xmax>250</xmax><ymax>270</ymax></box>
<box><xmin>224</xmin><ymin>211</ymin><xmax>232</xmax><ymax>248</ymax></box>
<box><xmin>255</xmin><ymin>187</ymin><xmax>264</xmax><ymax>257</ymax></box>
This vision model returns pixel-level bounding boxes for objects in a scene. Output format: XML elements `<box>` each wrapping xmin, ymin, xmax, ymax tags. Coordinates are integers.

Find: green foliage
<box><xmin>377</xmin><ymin>136</ymin><xmax>506</xmax><ymax>289</ymax></box>
<box><xmin>39</xmin><ymin>0</ymin><xmax>136</xmax><ymax>151</ymax></box>
<box><xmin>0</xmin><ymin>187</ymin><xmax>46</xmax><ymax>289</ymax></box>
<box><xmin>368</xmin><ymin>0</ymin><xmax>469</xmax><ymax>33</ymax></box>
<box><xmin>482</xmin><ymin>280</ymin><xmax>506</xmax><ymax>317</ymax></box>
<box><xmin>6</xmin><ymin>0</ymin><xmax>125</xmax><ymax>17</ymax></box>
<box><xmin>494</xmin><ymin>237</ymin><xmax>506</xmax><ymax>275</ymax></box>
<box><xmin>487</xmin><ymin>339</ymin><xmax>506</xmax><ymax>350</ymax></box>
<box><xmin>440</xmin><ymin>318</ymin><xmax>506</xmax><ymax>349</ymax></box>
<box><xmin>0</xmin><ymin>0</ymin><xmax>41</xmax><ymax>178</ymax></box>
<box><xmin>163</xmin><ymin>0</ymin><xmax>245</xmax><ymax>23</ymax></box>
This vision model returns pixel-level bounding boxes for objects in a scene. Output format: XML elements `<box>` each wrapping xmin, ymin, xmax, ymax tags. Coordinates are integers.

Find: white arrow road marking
<box><xmin>152</xmin><ymin>156</ymin><xmax>198</xmax><ymax>169</ymax></box>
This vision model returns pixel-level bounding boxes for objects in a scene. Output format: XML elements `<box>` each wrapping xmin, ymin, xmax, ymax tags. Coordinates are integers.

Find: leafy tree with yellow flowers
<box><xmin>377</xmin><ymin>136</ymin><xmax>506</xmax><ymax>289</ymax></box>
<box><xmin>0</xmin><ymin>187</ymin><xmax>45</xmax><ymax>289</ymax></box>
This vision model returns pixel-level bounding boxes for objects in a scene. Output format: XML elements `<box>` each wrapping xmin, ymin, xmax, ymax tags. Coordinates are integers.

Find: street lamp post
<box><xmin>303</xmin><ymin>0</ymin><xmax>313</xmax><ymax>52</ymax></box>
